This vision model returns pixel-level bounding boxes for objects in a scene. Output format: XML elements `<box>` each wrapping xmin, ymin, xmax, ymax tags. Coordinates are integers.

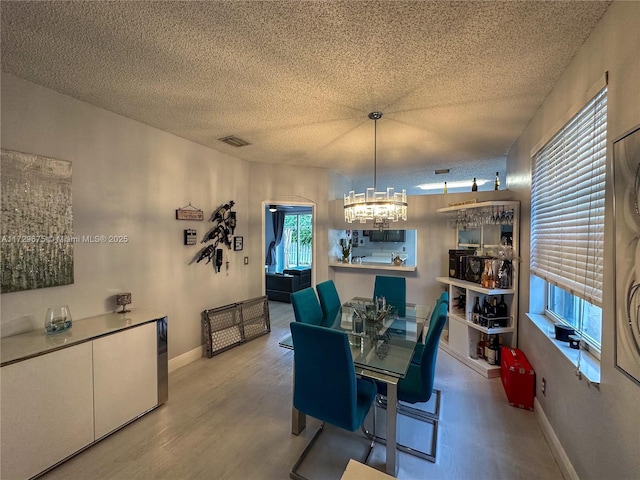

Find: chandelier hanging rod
<box><xmin>343</xmin><ymin>111</ymin><xmax>407</xmax><ymax>224</ymax></box>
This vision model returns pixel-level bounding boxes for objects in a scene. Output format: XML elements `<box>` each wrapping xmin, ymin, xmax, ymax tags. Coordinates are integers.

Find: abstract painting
<box><xmin>613</xmin><ymin>126</ymin><xmax>640</xmax><ymax>385</ymax></box>
<box><xmin>1</xmin><ymin>149</ymin><xmax>73</xmax><ymax>293</ymax></box>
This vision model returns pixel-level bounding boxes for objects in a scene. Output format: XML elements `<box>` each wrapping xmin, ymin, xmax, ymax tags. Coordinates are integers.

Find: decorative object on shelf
<box><xmin>234</xmin><ymin>236</ymin><xmax>243</xmax><ymax>251</ymax></box>
<box><xmin>393</xmin><ymin>254</ymin><xmax>404</xmax><ymax>266</ymax></box>
<box><xmin>175</xmin><ymin>203</ymin><xmax>204</xmax><ymax>220</ymax></box>
<box><xmin>339</xmin><ymin>235</ymin><xmax>352</xmax><ymax>263</ymax></box>
<box><xmin>195</xmin><ymin>200</ymin><xmax>236</xmax><ymax>271</ymax></box>
<box><xmin>471</xmin><ymin>177</ymin><xmax>478</xmax><ymax>192</ymax></box>
<box><xmin>554</xmin><ymin>323</ymin><xmax>575</xmax><ymax>342</ymax></box>
<box><xmin>1</xmin><ymin>149</ymin><xmax>74</xmax><ymax>293</ymax></box>
<box><xmin>44</xmin><ymin>305</ymin><xmax>72</xmax><ymax>333</ymax></box>
<box><xmin>494</xmin><ymin>172</ymin><xmax>500</xmax><ymax>190</ymax></box>
<box><xmin>568</xmin><ymin>335</ymin><xmax>581</xmax><ymax>349</ymax></box>
<box><xmin>116</xmin><ymin>293</ymin><xmax>132</xmax><ymax>314</ymax></box>
<box><xmin>343</xmin><ymin>112</ymin><xmax>407</xmax><ymax>224</ymax></box>
<box><xmin>184</xmin><ymin>229</ymin><xmax>197</xmax><ymax>245</ymax></box>
<box><xmin>444</xmin><ymin>182</ymin><xmax>447</xmax><ymax>194</ymax></box>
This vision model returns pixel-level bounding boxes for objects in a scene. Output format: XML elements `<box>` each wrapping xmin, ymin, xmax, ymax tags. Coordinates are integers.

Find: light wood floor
<box><xmin>39</xmin><ymin>301</ymin><xmax>563</xmax><ymax>480</ymax></box>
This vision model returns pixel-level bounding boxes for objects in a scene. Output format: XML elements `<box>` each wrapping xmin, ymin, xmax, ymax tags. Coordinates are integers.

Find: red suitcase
<box><xmin>501</xmin><ymin>347</ymin><xmax>535</xmax><ymax>411</ymax></box>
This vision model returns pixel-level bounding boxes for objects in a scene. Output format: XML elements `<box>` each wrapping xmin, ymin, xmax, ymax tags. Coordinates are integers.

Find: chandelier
<box><xmin>344</xmin><ymin>112</ymin><xmax>407</xmax><ymax>225</ymax></box>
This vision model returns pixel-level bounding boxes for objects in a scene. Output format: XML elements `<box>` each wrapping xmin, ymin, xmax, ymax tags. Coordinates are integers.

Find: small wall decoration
<box><xmin>176</xmin><ymin>203</ymin><xmax>203</xmax><ymax>221</ymax></box>
<box><xmin>613</xmin><ymin>125</ymin><xmax>640</xmax><ymax>385</ymax></box>
<box><xmin>1</xmin><ymin>149</ymin><xmax>73</xmax><ymax>293</ymax></box>
<box><xmin>184</xmin><ymin>229</ymin><xmax>197</xmax><ymax>245</ymax></box>
<box><xmin>234</xmin><ymin>236</ymin><xmax>244</xmax><ymax>251</ymax></box>
<box><xmin>195</xmin><ymin>200</ymin><xmax>236</xmax><ymax>272</ymax></box>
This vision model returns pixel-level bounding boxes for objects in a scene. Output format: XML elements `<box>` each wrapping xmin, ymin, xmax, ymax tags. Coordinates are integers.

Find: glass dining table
<box><xmin>279</xmin><ymin>297</ymin><xmax>431</xmax><ymax>477</ymax></box>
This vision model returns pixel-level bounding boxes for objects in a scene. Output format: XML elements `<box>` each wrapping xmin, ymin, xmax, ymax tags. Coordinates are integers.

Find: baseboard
<box><xmin>534</xmin><ymin>398</ymin><xmax>579</xmax><ymax>480</ymax></box>
<box><xmin>168</xmin><ymin>345</ymin><xmax>203</xmax><ymax>373</ymax></box>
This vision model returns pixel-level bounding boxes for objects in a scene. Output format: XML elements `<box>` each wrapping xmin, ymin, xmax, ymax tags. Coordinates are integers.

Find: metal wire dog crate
<box><xmin>202</xmin><ymin>296</ymin><xmax>271</xmax><ymax>357</ymax></box>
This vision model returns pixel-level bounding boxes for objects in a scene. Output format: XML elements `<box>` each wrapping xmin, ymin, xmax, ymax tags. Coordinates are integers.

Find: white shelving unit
<box><xmin>436</xmin><ymin>200</ymin><xmax>519</xmax><ymax>378</ymax></box>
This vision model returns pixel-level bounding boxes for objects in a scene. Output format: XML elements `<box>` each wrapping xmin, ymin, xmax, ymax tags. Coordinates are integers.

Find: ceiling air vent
<box><xmin>218</xmin><ymin>135</ymin><xmax>250</xmax><ymax>147</ymax></box>
<box><xmin>434</xmin><ymin>169</ymin><xmax>450</xmax><ymax>175</ymax></box>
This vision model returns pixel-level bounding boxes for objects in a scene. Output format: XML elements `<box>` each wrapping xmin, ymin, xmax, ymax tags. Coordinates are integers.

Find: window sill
<box><xmin>526</xmin><ymin>313</ymin><xmax>601</xmax><ymax>387</ymax></box>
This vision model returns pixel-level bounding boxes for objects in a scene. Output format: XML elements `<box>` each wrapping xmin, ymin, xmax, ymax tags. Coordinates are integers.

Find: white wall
<box><xmin>508</xmin><ymin>2</ymin><xmax>640</xmax><ymax>478</ymax></box>
<box><xmin>0</xmin><ymin>74</ymin><xmax>331</xmax><ymax>363</ymax></box>
<box><xmin>247</xmin><ymin>162</ymin><xmax>330</xmax><ymax>294</ymax></box>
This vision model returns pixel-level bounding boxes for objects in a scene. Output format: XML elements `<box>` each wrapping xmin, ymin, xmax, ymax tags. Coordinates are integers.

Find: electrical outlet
<box><xmin>541</xmin><ymin>378</ymin><xmax>546</xmax><ymax>396</ymax></box>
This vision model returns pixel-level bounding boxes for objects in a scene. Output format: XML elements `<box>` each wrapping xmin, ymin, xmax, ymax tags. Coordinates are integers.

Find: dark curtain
<box><xmin>266</xmin><ymin>210</ymin><xmax>285</xmax><ymax>266</ymax></box>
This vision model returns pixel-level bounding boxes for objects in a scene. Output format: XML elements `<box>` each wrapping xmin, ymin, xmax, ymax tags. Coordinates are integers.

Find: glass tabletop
<box><xmin>280</xmin><ymin>297</ymin><xmax>431</xmax><ymax>380</ymax></box>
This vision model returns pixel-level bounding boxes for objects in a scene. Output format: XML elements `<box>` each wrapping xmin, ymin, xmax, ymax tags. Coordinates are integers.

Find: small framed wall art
<box><xmin>234</xmin><ymin>236</ymin><xmax>244</xmax><ymax>251</ymax></box>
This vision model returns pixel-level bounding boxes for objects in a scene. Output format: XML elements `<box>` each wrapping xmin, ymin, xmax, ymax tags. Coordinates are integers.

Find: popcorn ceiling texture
<box><xmin>0</xmin><ymin>1</ymin><xmax>610</xmax><ymax>194</ymax></box>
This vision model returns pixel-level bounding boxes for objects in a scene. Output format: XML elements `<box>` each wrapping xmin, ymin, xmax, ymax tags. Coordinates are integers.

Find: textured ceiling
<box><xmin>1</xmin><ymin>1</ymin><xmax>611</xmax><ymax>195</ymax></box>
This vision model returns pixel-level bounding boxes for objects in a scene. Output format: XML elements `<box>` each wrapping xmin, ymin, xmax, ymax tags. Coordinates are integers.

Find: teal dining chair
<box><xmin>289</xmin><ymin>322</ymin><xmax>377</xmax><ymax>480</ymax></box>
<box><xmin>366</xmin><ymin>301</ymin><xmax>448</xmax><ymax>463</ymax></box>
<box><xmin>290</xmin><ymin>288</ymin><xmax>324</xmax><ymax>326</ymax></box>
<box><xmin>315</xmin><ymin>280</ymin><xmax>341</xmax><ymax>327</ymax></box>
<box><xmin>411</xmin><ymin>290</ymin><xmax>449</xmax><ymax>365</ymax></box>
<box><xmin>373</xmin><ymin>275</ymin><xmax>406</xmax><ymax>316</ymax></box>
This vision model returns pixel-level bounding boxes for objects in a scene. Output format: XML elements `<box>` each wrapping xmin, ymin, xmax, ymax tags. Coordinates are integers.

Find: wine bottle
<box><xmin>481</xmin><ymin>297</ymin><xmax>491</xmax><ymax>326</ymax></box>
<box><xmin>494</xmin><ymin>171</ymin><xmax>500</xmax><ymax>190</ymax></box>
<box><xmin>471</xmin><ymin>177</ymin><xmax>478</xmax><ymax>192</ymax></box>
<box><xmin>497</xmin><ymin>294</ymin><xmax>508</xmax><ymax>318</ymax></box>
<box><xmin>477</xmin><ymin>334</ymin><xmax>485</xmax><ymax>359</ymax></box>
<box><xmin>481</xmin><ymin>260</ymin><xmax>489</xmax><ymax>288</ymax></box>
<box><xmin>472</xmin><ymin>297</ymin><xmax>481</xmax><ymax>324</ymax></box>
<box><xmin>484</xmin><ymin>334</ymin><xmax>491</xmax><ymax>361</ymax></box>
<box><xmin>487</xmin><ymin>262</ymin><xmax>495</xmax><ymax>289</ymax></box>
<box><xmin>444</xmin><ymin>182</ymin><xmax>448</xmax><ymax>194</ymax></box>
<box><xmin>487</xmin><ymin>335</ymin><xmax>499</xmax><ymax>365</ymax></box>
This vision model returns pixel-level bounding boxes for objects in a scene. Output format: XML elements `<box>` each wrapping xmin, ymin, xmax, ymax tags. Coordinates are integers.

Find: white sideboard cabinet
<box><xmin>1</xmin><ymin>310</ymin><xmax>168</xmax><ymax>480</ymax></box>
<box><xmin>436</xmin><ymin>200</ymin><xmax>520</xmax><ymax>378</ymax></box>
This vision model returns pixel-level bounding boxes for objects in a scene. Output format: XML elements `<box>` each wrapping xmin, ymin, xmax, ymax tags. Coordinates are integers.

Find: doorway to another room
<box><xmin>264</xmin><ymin>203</ymin><xmax>314</xmax><ymax>303</ymax></box>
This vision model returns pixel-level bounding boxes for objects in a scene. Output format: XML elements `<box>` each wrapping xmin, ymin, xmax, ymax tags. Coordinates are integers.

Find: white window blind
<box><xmin>531</xmin><ymin>86</ymin><xmax>607</xmax><ymax>307</ymax></box>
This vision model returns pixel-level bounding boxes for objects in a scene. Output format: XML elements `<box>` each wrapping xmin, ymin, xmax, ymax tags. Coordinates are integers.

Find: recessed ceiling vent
<box><xmin>218</xmin><ymin>135</ymin><xmax>250</xmax><ymax>147</ymax></box>
<box><xmin>435</xmin><ymin>169</ymin><xmax>450</xmax><ymax>175</ymax></box>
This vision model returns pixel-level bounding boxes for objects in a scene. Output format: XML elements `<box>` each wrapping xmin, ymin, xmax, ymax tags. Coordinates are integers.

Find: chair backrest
<box><xmin>438</xmin><ymin>290</ymin><xmax>449</xmax><ymax>306</ymax></box>
<box><xmin>419</xmin><ymin>301</ymin><xmax>448</xmax><ymax>394</ymax></box>
<box><xmin>291</xmin><ymin>288</ymin><xmax>324</xmax><ymax>326</ymax></box>
<box><xmin>316</xmin><ymin>280</ymin><xmax>341</xmax><ymax>327</ymax></box>
<box><xmin>289</xmin><ymin>321</ymin><xmax>360</xmax><ymax>431</ymax></box>
<box><xmin>426</xmin><ymin>290</ymin><xmax>449</xmax><ymax>335</ymax></box>
<box><xmin>373</xmin><ymin>275</ymin><xmax>406</xmax><ymax>316</ymax></box>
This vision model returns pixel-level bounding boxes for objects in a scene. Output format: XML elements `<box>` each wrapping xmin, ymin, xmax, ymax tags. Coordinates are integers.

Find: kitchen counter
<box><xmin>329</xmin><ymin>262</ymin><xmax>416</xmax><ymax>272</ymax></box>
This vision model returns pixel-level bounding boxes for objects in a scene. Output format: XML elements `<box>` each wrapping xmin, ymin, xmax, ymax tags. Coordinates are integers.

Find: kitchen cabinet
<box><xmin>1</xmin><ymin>310</ymin><xmax>167</xmax><ymax>479</ymax></box>
<box><xmin>436</xmin><ymin>200</ymin><xmax>519</xmax><ymax>378</ymax></box>
<box><xmin>369</xmin><ymin>229</ymin><xmax>405</xmax><ymax>242</ymax></box>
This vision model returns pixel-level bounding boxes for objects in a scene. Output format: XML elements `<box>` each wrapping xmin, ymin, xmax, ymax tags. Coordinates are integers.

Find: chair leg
<box><xmin>290</xmin><ymin>422</ymin><xmax>326</xmax><ymax>480</ymax></box>
<box><xmin>291</xmin><ymin>409</ymin><xmax>376</xmax><ymax>480</ymax></box>
<box><xmin>363</xmin><ymin>389</ymin><xmax>441</xmax><ymax>463</ymax></box>
<box><xmin>377</xmin><ymin>388</ymin><xmax>441</xmax><ymax>423</ymax></box>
